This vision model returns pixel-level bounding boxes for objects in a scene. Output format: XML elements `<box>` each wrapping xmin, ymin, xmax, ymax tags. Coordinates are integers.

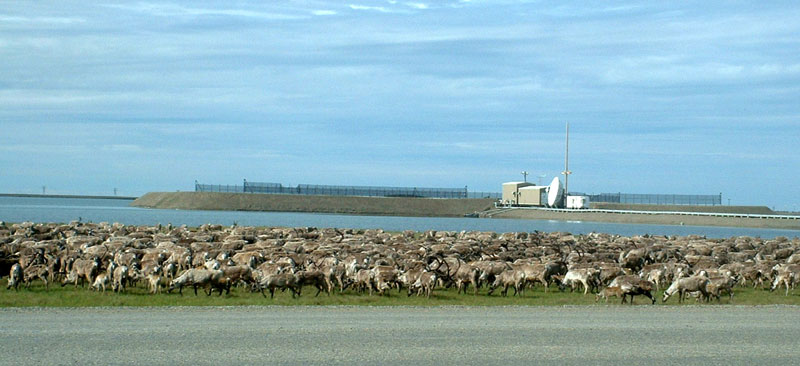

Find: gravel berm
<box><xmin>1</xmin><ymin>306</ymin><xmax>798</xmax><ymax>365</ymax></box>
<box><xmin>132</xmin><ymin>192</ymin><xmax>495</xmax><ymax>217</ymax></box>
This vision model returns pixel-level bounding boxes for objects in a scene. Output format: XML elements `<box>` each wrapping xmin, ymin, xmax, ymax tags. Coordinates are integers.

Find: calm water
<box><xmin>0</xmin><ymin>196</ymin><xmax>798</xmax><ymax>239</ymax></box>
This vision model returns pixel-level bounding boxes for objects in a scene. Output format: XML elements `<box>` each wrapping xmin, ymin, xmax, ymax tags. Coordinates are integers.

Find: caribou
<box><xmin>2</xmin><ymin>222</ymin><xmax>797</xmax><ymax>307</ymax></box>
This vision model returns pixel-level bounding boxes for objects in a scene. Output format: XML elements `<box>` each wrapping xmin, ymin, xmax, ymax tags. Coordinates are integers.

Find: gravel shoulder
<box><xmin>492</xmin><ymin>209</ymin><xmax>800</xmax><ymax>230</ymax></box>
<box><xmin>2</xmin><ymin>306</ymin><xmax>799</xmax><ymax>366</ymax></box>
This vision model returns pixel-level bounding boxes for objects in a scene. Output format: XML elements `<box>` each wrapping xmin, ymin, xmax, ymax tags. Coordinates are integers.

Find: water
<box><xmin>1</xmin><ymin>196</ymin><xmax>798</xmax><ymax>239</ymax></box>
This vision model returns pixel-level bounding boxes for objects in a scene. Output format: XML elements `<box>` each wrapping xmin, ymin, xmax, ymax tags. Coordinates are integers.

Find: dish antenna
<box><xmin>547</xmin><ymin>177</ymin><xmax>564</xmax><ymax>207</ymax></box>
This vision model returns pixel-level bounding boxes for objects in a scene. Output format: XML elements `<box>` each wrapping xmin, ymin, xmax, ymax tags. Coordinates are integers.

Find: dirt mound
<box><xmin>132</xmin><ymin>192</ymin><xmax>496</xmax><ymax>217</ymax></box>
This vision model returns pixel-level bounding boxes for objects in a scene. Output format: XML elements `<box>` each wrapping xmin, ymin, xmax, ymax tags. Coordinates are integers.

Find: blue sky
<box><xmin>1</xmin><ymin>1</ymin><xmax>799</xmax><ymax>210</ymax></box>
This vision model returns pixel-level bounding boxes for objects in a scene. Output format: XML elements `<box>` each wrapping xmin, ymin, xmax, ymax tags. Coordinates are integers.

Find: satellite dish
<box><xmin>547</xmin><ymin>177</ymin><xmax>563</xmax><ymax>207</ymax></box>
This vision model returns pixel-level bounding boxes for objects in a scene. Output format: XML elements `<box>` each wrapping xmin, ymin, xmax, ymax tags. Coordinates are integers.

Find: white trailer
<box><xmin>566</xmin><ymin>195</ymin><xmax>590</xmax><ymax>209</ymax></box>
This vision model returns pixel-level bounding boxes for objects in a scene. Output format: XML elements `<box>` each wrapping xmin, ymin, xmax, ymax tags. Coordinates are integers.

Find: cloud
<box><xmin>0</xmin><ymin>144</ymin><xmax>90</xmax><ymax>155</ymax></box>
<box><xmin>348</xmin><ymin>2</ymin><xmax>429</xmax><ymax>13</ymax></box>
<box><xmin>102</xmin><ymin>2</ymin><xmax>304</xmax><ymax>20</ymax></box>
<box><xmin>405</xmin><ymin>3</ymin><xmax>428</xmax><ymax>9</ymax></box>
<box><xmin>600</xmin><ymin>61</ymin><xmax>800</xmax><ymax>85</ymax></box>
<box><xmin>101</xmin><ymin>144</ymin><xmax>145</xmax><ymax>153</ymax></box>
<box><xmin>418</xmin><ymin>141</ymin><xmax>486</xmax><ymax>151</ymax></box>
<box><xmin>312</xmin><ymin>10</ymin><xmax>337</xmax><ymax>16</ymax></box>
<box><xmin>0</xmin><ymin>15</ymin><xmax>85</xmax><ymax>25</ymax></box>
<box><xmin>0</xmin><ymin>90</ymin><xmax>103</xmax><ymax>106</ymax></box>
<box><xmin>234</xmin><ymin>150</ymin><xmax>291</xmax><ymax>160</ymax></box>
<box><xmin>349</xmin><ymin>4</ymin><xmax>390</xmax><ymax>12</ymax></box>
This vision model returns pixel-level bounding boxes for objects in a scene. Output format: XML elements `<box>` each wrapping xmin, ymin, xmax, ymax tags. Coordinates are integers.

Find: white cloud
<box><xmin>349</xmin><ymin>4</ymin><xmax>390</xmax><ymax>12</ymax></box>
<box><xmin>418</xmin><ymin>141</ymin><xmax>487</xmax><ymax>151</ymax></box>
<box><xmin>102</xmin><ymin>144</ymin><xmax>145</xmax><ymax>153</ymax></box>
<box><xmin>0</xmin><ymin>90</ymin><xmax>102</xmax><ymax>106</ymax></box>
<box><xmin>600</xmin><ymin>61</ymin><xmax>800</xmax><ymax>85</ymax></box>
<box><xmin>405</xmin><ymin>3</ymin><xmax>428</xmax><ymax>9</ymax></box>
<box><xmin>312</xmin><ymin>10</ymin><xmax>337</xmax><ymax>16</ymax></box>
<box><xmin>754</xmin><ymin>63</ymin><xmax>800</xmax><ymax>77</ymax></box>
<box><xmin>0</xmin><ymin>144</ymin><xmax>90</xmax><ymax>154</ymax></box>
<box><xmin>0</xmin><ymin>15</ymin><xmax>85</xmax><ymax>24</ymax></box>
<box><xmin>102</xmin><ymin>3</ymin><xmax>304</xmax><ymax>20</ymax></box>
<box><xmin>236</xmin><ymin>150</ymin><xmax>291</xmax><ymax>160</ymax></box>
<box><xmin>601</xmin><ymin>5</ymin><xmax>642</xmax><ymax>13</ymax></box>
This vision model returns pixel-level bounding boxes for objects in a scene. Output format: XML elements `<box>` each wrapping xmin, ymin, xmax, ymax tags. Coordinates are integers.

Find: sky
<box><xmin>1</xmin><ymin>1</ymin><xmax>799</xmax><ymax>211</ymax></box>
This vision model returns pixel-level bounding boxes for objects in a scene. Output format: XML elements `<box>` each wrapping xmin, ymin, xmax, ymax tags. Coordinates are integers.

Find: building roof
<box><xmin>519</xmin><ymin>185</ymin><xmax>547</xmax><ymax>190</ymax></box>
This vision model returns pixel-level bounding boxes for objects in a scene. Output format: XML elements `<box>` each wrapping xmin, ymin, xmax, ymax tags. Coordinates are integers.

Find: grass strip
<box><xmin>2</xmin><ymin>282</ymin><xmax>799</xmax><ymax>307</ymax></box>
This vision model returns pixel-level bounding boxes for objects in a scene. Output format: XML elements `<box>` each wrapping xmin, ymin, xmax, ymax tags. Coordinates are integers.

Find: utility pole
<box><xmin>114</xmin><ymin>188</ymin><xmax>117</xmax><ymax>196</ymax></box>
<box><xmin>561</xmin><ymin>123</ymin><xmax>572</xmax><ymax>196</ymax></box>
<box><xmin>521</xmin><ymin>171</ymin><xmax>529</xmax><ymax>182</ymax></box>
<box><xmin>42</xmin><ymin>186</ymin><xmax>46</xmax><ymax>195</ymax></box>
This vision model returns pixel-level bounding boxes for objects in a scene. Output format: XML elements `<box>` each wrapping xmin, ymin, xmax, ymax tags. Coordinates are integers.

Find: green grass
<box><xmin>3</xmin><ymin>281</ymin><xmax>800</xmax><ymax>307</ymax></box>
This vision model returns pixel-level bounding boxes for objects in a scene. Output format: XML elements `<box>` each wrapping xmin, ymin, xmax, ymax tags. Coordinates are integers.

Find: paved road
<box><xmin>1</xmin><ymin>306</ymin><xmax>799</xmax><ymax>365</ymax></box>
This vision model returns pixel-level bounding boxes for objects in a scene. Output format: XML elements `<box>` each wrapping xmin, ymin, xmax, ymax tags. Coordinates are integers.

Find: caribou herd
<box><xmin>2</xmin><ymin>221</ymin><xmax>799</xmax><ymax>304</ymax></box>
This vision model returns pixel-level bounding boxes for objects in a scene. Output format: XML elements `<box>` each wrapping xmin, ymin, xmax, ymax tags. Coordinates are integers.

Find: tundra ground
<box><xmin>2</xmin><ymin>282</ymin><xmax>799</xmax><ymax>307</ymax></box>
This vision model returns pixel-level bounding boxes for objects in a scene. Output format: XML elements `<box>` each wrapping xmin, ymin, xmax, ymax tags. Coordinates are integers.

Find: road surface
<box><xmin>1</xmin><ymin>306</ymin><xmax>798</xmax><ymax>365</ymax></box>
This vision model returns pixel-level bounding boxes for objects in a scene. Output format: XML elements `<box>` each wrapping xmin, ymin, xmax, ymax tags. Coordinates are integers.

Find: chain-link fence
<box><xmin>585</xmin><ymin>193</ymin><xmax>722</xmax><ymax>206</ymax></box>
<box><xmin>243</xmin><ymin>181</ymin><xmax>283</xmax><ymax>194</ymax></box>
<box><xmin>195</xmin><ymin>181</ymin><xmax>714</xmax><ymax>204</ymax></box>
<box><xmin>196</xmin><ymin>180</ymin><xmax>501</xmax><ymax>199</ymax></box>
<box><xmin>195</xmin><ymin>183</ymin><xmax>244</xmax><ymax>193</ymax></box>
<box><xmin>467</xmin><ymin>191</ymin><xmax>502</xmax><ymax>199</ymax></box>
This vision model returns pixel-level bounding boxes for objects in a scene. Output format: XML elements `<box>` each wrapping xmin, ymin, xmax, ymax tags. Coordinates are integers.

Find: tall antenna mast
<box><xmin>562</xmin><ymin>123</ymin><xmax>571</xmax><ymax>197</ymax></box>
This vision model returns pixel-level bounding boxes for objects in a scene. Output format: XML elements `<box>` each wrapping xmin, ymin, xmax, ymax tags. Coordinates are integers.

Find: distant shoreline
<box><xmin>130</xmin><ymin>192</ymin><xmax>800</xmax><ymax>230</ymax></box>
<box><xmin>6</xmin><ymin>192</ymin><xmax>799</xmax><ymax>230</ymax></box>
<box><xmin>0</xmin><ymin>193</ymin><xmax>138</xmax><ymax>200</ymax></box>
